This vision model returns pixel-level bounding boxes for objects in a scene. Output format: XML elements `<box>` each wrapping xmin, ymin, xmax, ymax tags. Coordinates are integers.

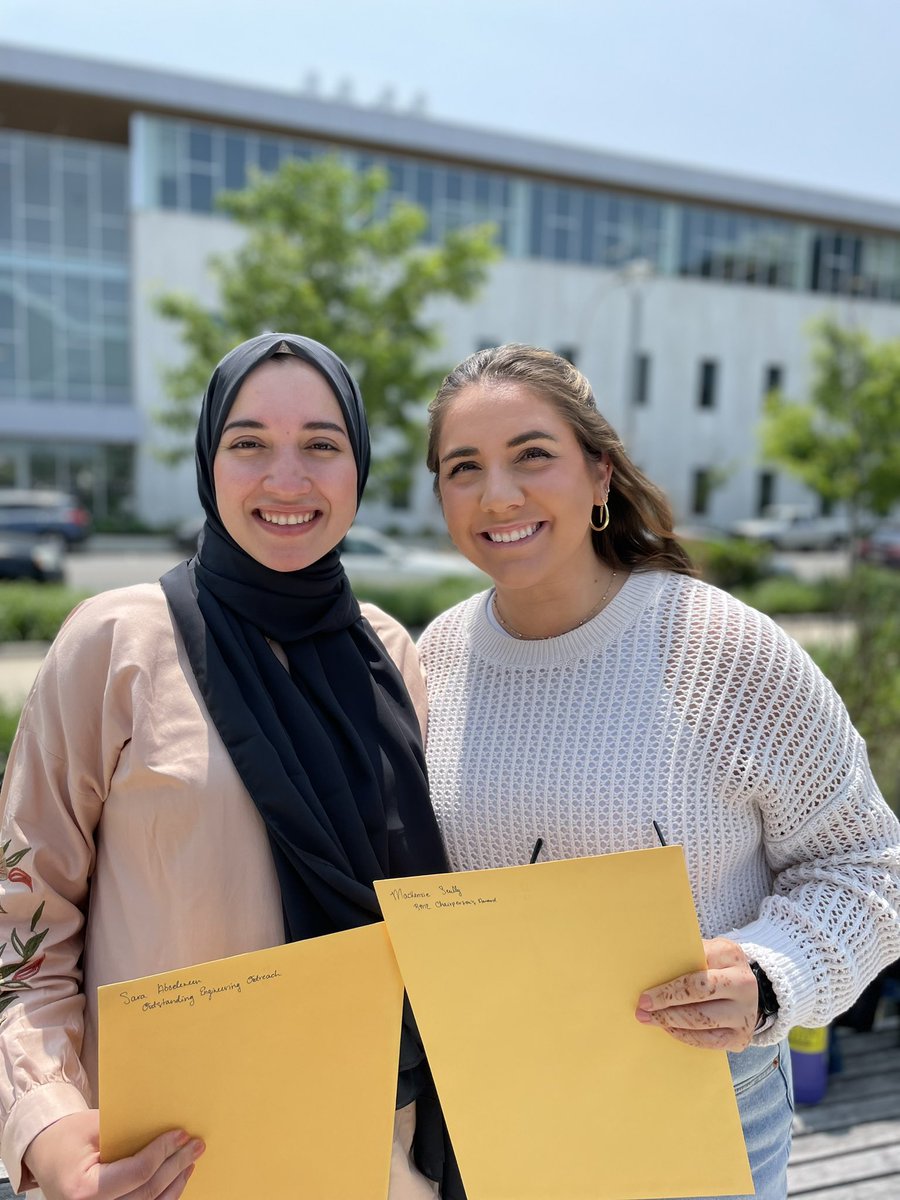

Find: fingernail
<box><xmin>175</xmin><ymin>1130</ymin><xmax>191</xmax><ymax>1148</ymax></box>
<box><xmin>190</xmin><ymin>1139</ymin><xmax>206</xmax><ymax>1160</ymax></box>
<box><xmin>637</xmin><ymin>994</ymin><xmax>654</xmax><ymax>1011</ymax></box>
<box><xmin>635</xmin><ymin>1008</ymin><xmax>652</xmax><ymax>1023</ymax></box>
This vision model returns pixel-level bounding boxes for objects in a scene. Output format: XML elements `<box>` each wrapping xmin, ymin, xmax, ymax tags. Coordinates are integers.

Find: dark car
<box><xmin>0</xmin><ymin>488</ymin><xmax>92</xmax><ymax>547</ymax></box>
<box><xmin>0</xmin><ymin>531</ymin><xmax>66</xmax><ymax>583</ymax></box>
<box><xmin>857</xmin><ymin>524</ymin><xmax>900</xmax><ymax>568</ymax></box>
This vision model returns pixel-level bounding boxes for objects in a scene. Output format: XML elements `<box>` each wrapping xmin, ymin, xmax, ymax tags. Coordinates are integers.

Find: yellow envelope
<box><xmin>99</xmin><ymin>923</ymin><xmax>403</xmax><ymax>1199</ymax></box>
<box><xmin>375</xmin><ymin>847</ymin><xmax>753</xmax><ymax>1199</ymax></box>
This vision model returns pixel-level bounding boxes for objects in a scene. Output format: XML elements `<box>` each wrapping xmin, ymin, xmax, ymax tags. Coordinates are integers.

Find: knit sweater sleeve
<box><xmin>714</xmin><ymin>610</ymin><xmax>900</xmax><ymax>1044</ymax></box>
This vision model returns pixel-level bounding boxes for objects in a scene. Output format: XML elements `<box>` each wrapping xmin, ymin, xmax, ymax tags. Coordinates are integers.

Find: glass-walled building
<box><xmin>2</xmin><ymin>42</ymin><xmax>900</xmax><ymax>529</ymax></box>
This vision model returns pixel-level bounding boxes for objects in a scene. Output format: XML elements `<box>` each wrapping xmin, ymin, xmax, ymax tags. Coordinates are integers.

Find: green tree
<box><xmin>155</xmin><ymin>156</ymin><xmax>498</xmax><ymax>499</ymax></box>
<box><xmin>760</xmin><ymin>318</ymin><xmax>900</xmax><ymax>537</ymax></box>
<box><xmin>761</xmin><ymin>319</ymin><xmax>900</xmax><ymax>812</ymax></box>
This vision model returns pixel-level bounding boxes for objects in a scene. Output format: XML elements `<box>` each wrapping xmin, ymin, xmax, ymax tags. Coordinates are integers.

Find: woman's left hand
<box><xmin>634</xmin><ymin>936</ymin><xmax>759</xmax><ymax>1051</ymax></box>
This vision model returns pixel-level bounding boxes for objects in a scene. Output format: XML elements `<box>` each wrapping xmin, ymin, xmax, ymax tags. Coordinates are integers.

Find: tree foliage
<box><xmin>154</xmin><ymin>156</ymin><xmax>498</xmax><ymax>496</ymax></box>
<box><xmin>760</xmin><ymin>318</ymin><xmax>900</xmax><ymax>529</ymax></box>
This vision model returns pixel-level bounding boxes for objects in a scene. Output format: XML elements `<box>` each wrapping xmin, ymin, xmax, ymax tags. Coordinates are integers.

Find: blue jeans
<box><xmin>674</xmin><ymin>1039</ymin><xmax>794</xmax><ymax>1199</ymax></box>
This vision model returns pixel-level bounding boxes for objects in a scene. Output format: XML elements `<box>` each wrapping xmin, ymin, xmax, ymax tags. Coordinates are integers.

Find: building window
<box><xmin>698</xmin><ymin>359</ymin><xmax>718</xmax><ymax>408</ymax></box>
<box><xmin>691</xmin><ymin>468</ymin><xmax>712</xmax><ymax>516</ymax></box>
<box><xmin>757</xmin><ymin>470</ymin><xmax>776</xmax><ymax>514</ymax></box>
<box><xmin>763</xmin><ymin>364</ymin><xmax>783</xmax><ymax>395</ymax></box>
<box><xmin>633</xmin><ymin>352</ymin><xmax>650</xmax><ymax>406</ymax></box>
<box><xmin>556</xmin><ymin>345</ymin><xmax>578</xmax><ymax>366</ymax></box>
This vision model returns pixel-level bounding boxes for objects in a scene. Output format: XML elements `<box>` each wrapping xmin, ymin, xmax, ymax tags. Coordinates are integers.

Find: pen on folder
<box><xmin>652</xmin><ymin>820</ymin><xmax>667</xmax><ymax>847</ymax></box>
<box><xmin>529</xmin><ymin>837</ymin><xmax>544</xmax><ymax>864</ymax></box>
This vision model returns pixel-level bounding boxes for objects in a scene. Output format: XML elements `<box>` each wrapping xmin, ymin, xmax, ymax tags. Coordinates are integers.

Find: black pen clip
<box><xmin>652</xmin><ymin>820</ymin><xmax>667</xmax><ymax>848</ymax></box>
<box><xmin>529</xmin><ymin>837</ymin><xmax>544</xmax><ymax>864</ymax></box>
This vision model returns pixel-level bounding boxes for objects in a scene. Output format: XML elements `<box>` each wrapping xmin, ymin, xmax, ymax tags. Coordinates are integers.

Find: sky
<box><xmin>2</xmin><ymin>0</ymin><xmax>900</xmax><ymax>204</ymax></box>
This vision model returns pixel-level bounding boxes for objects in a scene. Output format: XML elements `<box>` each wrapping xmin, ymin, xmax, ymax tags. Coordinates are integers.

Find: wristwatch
<box><xmin>749</xmin><ymin>961</ymin><xmax>779</xmax><ymax>1030</ymax></box>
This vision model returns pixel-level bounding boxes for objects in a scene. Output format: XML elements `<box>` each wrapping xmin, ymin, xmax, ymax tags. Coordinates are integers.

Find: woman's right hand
<box><xmin>23</xmin><ymin>1111</ymin><xmax>205</xmax><ymax>1200</ymax></box>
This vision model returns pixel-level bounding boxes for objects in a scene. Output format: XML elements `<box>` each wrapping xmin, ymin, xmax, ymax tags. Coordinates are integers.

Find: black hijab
<box><xmin>161</xmin><ymin>333</ymin><xmax>463</xmax><ymax>1195</ymax></box>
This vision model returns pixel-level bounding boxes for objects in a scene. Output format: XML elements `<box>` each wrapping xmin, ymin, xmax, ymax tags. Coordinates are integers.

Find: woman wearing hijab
<box><xmin>0</xmin><ymin>333</ymin><xmax>452</xmax><ymax>1199</ymax></box>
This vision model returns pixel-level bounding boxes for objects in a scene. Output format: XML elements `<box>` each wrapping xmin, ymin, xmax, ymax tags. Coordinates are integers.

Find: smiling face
<box><xmin>436</xmin><ymin>382</ymin><xmax>611</xmax><ymax>597</ymax></box>
<box><xmin>212</xmin><ymin>357</ymin><xmax>358</xmax><ymax>573</ymax></box>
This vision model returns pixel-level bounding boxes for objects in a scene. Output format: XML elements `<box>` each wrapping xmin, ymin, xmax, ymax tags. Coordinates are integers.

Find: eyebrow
<box><xmin>220</xmin><ymin>418</ymin><xmax>348</xmax><ymax>436</ymax></box>
<box><xmin>439</xmin><ymin>428</ymin><xmax>559</xmax><ymax>465</ymax></box>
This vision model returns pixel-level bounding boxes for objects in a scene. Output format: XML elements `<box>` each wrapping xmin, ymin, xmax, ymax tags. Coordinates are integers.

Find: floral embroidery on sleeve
<box><xmin>0</xmin><ymin>840</ymin><xmax>49</xmax><ymax>1016</ymax></box>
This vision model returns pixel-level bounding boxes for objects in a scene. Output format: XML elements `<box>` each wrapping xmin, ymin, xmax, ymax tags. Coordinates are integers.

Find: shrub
<box><xmin>731</xmin><ymin>577</ymin><xmax>843</xmax><ymax>615</ymax></box>
<box><xmin>0</xmin><ymin>584</ymin><xmax>88</xmax><ymax>643</ymax></box>
<box><xmin>684</xmin><ymin>537</ymin><xmax>772</xmax><ymax>590</ymax></box>
<box><xmin>354</xmin><ymin>575</ymin><xmax>487</xmax><ymax>631</ymax></box>
<box><xmin>0</xmin><ymin>702</ymin><xmax>21</xmax><ymax>786</ymax></box>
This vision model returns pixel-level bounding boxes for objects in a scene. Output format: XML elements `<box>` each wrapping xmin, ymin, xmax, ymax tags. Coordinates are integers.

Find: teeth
<box><xmin>259</xmin><ymin>511</ymin><xmax>316</xmax><ymax>526</ymax></box>
<box><xmin>487</xmin><ymin>523</ymin><xmax>539</xmax><ymax>544</ymax></box>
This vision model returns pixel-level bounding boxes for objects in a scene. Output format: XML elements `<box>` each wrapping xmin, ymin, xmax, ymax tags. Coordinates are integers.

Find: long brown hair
<box><xmin>426</xmin><ymin>344</ymin><xmax>694</xmax><ymax>577</ymax></box>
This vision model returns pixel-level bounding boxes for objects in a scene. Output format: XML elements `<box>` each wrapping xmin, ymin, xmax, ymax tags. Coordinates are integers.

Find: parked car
<box><xmin>856</xmin><ymin>524</ymin><xmax>900</xmax><ymax>568</ymax></box>
<box><xmin>0</xmin><ymin>531</ymin><xmax>66</xmax><ymax>583</ymax></box>
<box><xmin>0</xmin><ymin>488</ymin><xmax>92</xmax><ymax>547</ymax></box>
<box><xmin>339</xmin><ymin>526</ymin><xmax>486</xmax><ymax>587</ymax></box>
<box><xmin>172</xmin><ymin>518</ymin><xmax>486</xmax><ymax>586</ymax></box>
<box><xmin>729</xmin><ymin>505</ymin><xmax>850</xmax><ymax>551</ymax></box>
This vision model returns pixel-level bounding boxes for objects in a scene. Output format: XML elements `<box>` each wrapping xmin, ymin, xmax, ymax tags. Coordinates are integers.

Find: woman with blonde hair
<box><xmin>418</xmin><ymin>343</ymin><xmax>900</xmax><ymax>1199</ymax></box>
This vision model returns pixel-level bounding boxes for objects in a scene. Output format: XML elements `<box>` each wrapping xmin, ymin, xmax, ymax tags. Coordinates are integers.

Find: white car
<box><xmin>173</xmin><ymin>518</ymin><xmax>485</xmax><ymax>585</ymax></box>
<box><xmin>340</xmin><ymin>526</ymin><xmax>486</xmax><ymax>587</ymax></box>
<box><xmin>729</xmin><ymin>505</ymin><xmax>850</xmax><ymax>551</ymax></box>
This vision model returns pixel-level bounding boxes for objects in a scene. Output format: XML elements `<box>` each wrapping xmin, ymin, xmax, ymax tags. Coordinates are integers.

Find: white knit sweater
<box><xmin>418</xmin><ymin>570</ymin><xmax>900</xmax><ymax>1045</ymax></box>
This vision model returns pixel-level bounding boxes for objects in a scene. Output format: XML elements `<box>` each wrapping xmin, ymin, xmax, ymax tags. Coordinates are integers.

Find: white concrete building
<box><xmin>2</xmin><ymin>42</ymin><xmax>900</xmax><ymax>531</ymax></box>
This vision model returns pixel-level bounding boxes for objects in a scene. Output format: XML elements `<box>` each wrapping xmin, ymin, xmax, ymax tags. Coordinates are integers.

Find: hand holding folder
<box><xmin>101</xmin><ymin>847</ymin><xmax>753</xmax><ymax>1198</ymax></box>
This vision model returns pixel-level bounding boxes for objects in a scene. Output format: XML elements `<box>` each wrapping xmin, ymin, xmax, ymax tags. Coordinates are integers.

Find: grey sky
<box><xmin>3</xmin><ymin>0</ymin><xmax>899</xmax><ymax>203</ymax></box>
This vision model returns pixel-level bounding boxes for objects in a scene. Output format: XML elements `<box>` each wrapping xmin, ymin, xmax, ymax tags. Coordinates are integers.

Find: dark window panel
<box><xmin>24</xmin><ymin>142</ymin><xmax>51</xmax><ymax>206</ymax></box>
<box><xmin>64</xmin><ymin>276</ymin><xmax>91</xmax><ymax>320</ymax></box>
<box><xmin>99</xmin><ymin>154</ymin><xmax>127</xmax><ymax>214</ymax></box>
<box><xmin>529</xmin><ymin>185</ymin><xmax>545</xmax><ymax>257</ymax></box>
<box><xmin>0</xmin><ymin>271</ymin><xmax>13</xmax><ymax>331</ymax></box>
<box><xmin>100</xmin><ymin>224</ymin><xmax>128</xmax><ymax>257</ymax></box>
<box><xmin>763</xmin><ymin>364</ymin><xmax>783</xmax><ymax>394</ymax></box>
<box><xmin>25</xmin><ymin>216</ymin><xmax>52</xmax><ymax>249</ymax></box>
<box><xmin>633</xmin><ymin>353</ymin><xmax>650</xmax><ymax>406</ymax></box>
<box><xmin>103</xmin><ymin>337</ymin><xmax>130</xmax><ymax>389</ymax></box>
<box><xmin>698</xmin><ymin>359</ymin><xmax>717</xmax><ymax>408</ymax></box>
<box><xmin>188</xmin><ymin>128</ymin><xmax>214</xmax><ymax>164</ymax></box>
<box><xmin>0</xmin><ymin>342</ymin><xmax>15</xmax><ymax>386</ymax></box>
<box><xmin>757</xmin><ymin>471</ymin><xmax>776</xmax><ymax>514</ymax></box>
<box><xmin>62</xmin><ymin>170</ymin><xmax>90</xmax><ymax>250</ymax></box>
<box><xmin>258</xmin><ymin>139</ymin><xmax>280</xmax><ymax>173</ymax></box>
<box><xmin>160</xmin><ymin>177</ymin><xmax>178</xmax><ymax>209</ymax></box>
<box><xmin>224</xmin><ymin>136</ymin><xmax>247</xmax><ymax>190</ymax></box>
<box><xmin>0</xmin><ymin>161</ymin><xmax>12</xmax><ymax>242</ymax></box>
<box><xmin>189</xmin><ymin>173</ymin><xmax>214</xmax><ymax>213</ymax></box>
<box><xmin>445</xmin><ymin>170</ymin><xmax>464</xmax><ymax>203</ymax></box>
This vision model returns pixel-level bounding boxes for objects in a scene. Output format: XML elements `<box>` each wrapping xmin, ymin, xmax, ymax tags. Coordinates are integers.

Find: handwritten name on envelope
<box><xmin>375</xmin><ymin>847</ymin><xmax>753</xmax><ymax>1200</ymax></box>
<box><xmin>99</xmin><ymin>923</ymin><xmax>403</xmax><ymax>1200</ymax></box>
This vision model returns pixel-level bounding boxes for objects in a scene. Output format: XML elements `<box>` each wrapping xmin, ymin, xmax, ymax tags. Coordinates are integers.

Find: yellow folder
<box><xmin>98</xmin><ymin>922</ymin><xmax>404</xmax><ymax>1199</ymax></box>
<box><xmin>374</xmin><ymin>847</ymin><xmax>754</xmax><ymax>1199</ymax></box>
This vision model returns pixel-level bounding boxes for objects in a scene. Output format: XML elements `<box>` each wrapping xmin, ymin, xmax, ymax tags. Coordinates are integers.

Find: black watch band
<box><xmin>749</xmin><ymin>960</ymin><xmax>779</xmax><ymax>1024</ymax></box>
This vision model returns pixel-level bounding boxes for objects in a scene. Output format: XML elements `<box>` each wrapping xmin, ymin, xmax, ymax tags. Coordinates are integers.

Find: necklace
<box><xmin>493</xmin><ymin>570</ymin><xmax>618</xmax><ymax>640</ymax></box>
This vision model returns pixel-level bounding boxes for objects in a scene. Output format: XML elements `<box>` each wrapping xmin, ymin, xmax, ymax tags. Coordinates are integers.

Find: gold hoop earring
<box><xmin>590</xmin><ymin>501</ymin><xmax>610</xmax><ymax>533</ymax></box>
